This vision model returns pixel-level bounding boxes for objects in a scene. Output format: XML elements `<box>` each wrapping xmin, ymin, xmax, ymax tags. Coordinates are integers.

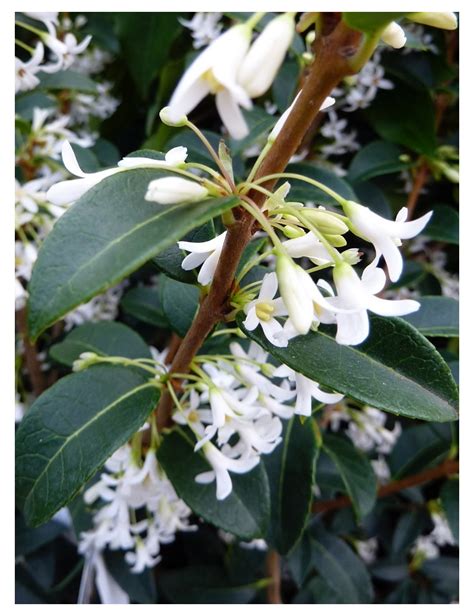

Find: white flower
<box><xmin>145</xmin><ymin>177</ymin><xmax>208</xmax><ymax>205</ymax></box>
<box><xmin>125</xmin><ymin>540</ymin><xmax>161</xmax><ymax>574</ymax></box>
<box><xmin>220</xmin><ymin>414</ymin><xmax>283</xmax><ymax>457</ymax></box>
<box><xmin>430</xmin><ymin>512</ymin><xmax>455</xmax><ymax>546</ymax></box>
<box><xmin>412</xmin><ymin>535</ymin><xmax>440</xmax><ymax>560</ymax></box>
<box><xmin>381</xmin><ymin>22</ymin><xmax>407</xmax><ymax>49</ymax></box>
<box><xmin>355</xmin><ymin>538</ymin><xmax>378</xmax><ymax>564</ymax></box>
<box><xmin>118</xmin><ymin>146</ymin><xmax>187</xmax><ymax>169</ymax></box>
<box><xmin>179</xmin><ymin>12</ymin><xmax>223</xmax><ymax>49</ymax></box>
<box><xmin>15</xmin><ymin>42</ymin><xmax>44</xmax><ymax>93</ymax></box>
<box><xmin>409</xmin><ymin>12</ymin><xmax>458</xmax><ymax>30</ymax></box>
<box><xmin>343</xmin><ymin>201</ymin><xmax>432</xmax><ymax>282</ymax></box>
<box><xmin>195</xmin><ymin>442</ymin><xmax>260</xmax><ymax>500</ymax></box>
<box><xmin>238</xmin><ymin>13</ymin><xmax>295</xmax><ymax>98</ymax></box>
<box><xmin>274</xmin><ymin>364</ymin><xmax>343</xmax><ymax>416</ymax></box>
<box><xmin>283</xmin><ymin>232</ymin><xmax>333</xmax><ymax>265</ymax></box>
<box><xmin>330</xmin><ymin>263</ymin><xmax>420</xmax><ymax>346</ymax></box>
<box><xmin>43</xmin><ymin>21</ymin><xmax>92</xmax><ymax>69</ymax></box>
<box><xmin>371</xmin><ymin>455</ymin><xmax>391</xmax><ymax>484</ymax></box>
<box><xmin>178</xmin><ymin>231</ymin><xmax>226</xmax><ymax>285</ymax></box>
<box><xmin>92</xmin><ymin>552</ymin><xmax>130</xmax><ymax>604</ymax></box>
<box><xmin>275</xmin><ymin>252</ymin><xmax>337</xmax><ymax>335</ymax></box>
<box><xmin>270</xmin><ymin>91</ymin><xmax>335</xmax><ymax>141</ymax></box>
<box><xmin>243</xmin><ymin>272</ymin><xmax>289</xmax><ymax>347</ymax></box>
<box><xmin>167</xmin><ymin>24</ymin><xmax>253</xmax><ymax>139</ymax></box>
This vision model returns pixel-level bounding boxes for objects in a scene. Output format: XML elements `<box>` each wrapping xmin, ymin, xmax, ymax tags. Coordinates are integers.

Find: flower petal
<box><xmin>215</xmin><ymin>89</ymin><xmax>249</xmax><ymax>140</ymax></box>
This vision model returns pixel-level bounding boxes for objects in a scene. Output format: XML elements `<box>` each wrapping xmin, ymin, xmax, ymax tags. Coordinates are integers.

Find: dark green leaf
<box><xmin>347</xmin><ymin>140</ymin><xmax>410</xmax><ymax>183</ymax></box>
<box><xmin>70</xmin><ymin>144</ymin><xmax>101</xmax><ymax>173</ymax></box>
<box><xmin>371</xmin><ymin>558</ymin><xmax>409</xmax><ymax>582</ymax></box>
<box><xmin>286</xmin><ymin>531</ymin><xmax>313</xmax><ymax>587</ymax></box>
<box><xmin>272</xmin><ymin>60</ymin><xmax>299</xmax><ymax>112</ymax></box>
<box><xmin>104</xmin><ymin>551</ymin><xmax>157</xmax><ymax>604</ymax></box>
<box><xmin>365</xmin><ymin>82</ymin><xmax>437</xmax><ymax>155</ymax></box>
<box><xmin>157</xmin><ymin>565</ymin><xmax>257</xmax><ymax>604</ymax></box>
<box><xmin>166</xmin><ymin>129</ymin><xmax>221</xmax><ymax>166</ymax></box>
<box><xmin>323</xmin><ymin>434</ymin><xmax>377</xmax><ymax>519</ymax></box>
<box><xmin>157</xmin><ymin>428</ymin><xmax>270</xmax><ymax>540</ymax></box>
<box><xmin>352</xmin><ymin>180</ymin><xmax>393</xmax><ymax>218</ymax></box>
<box><xmin>16</xmin><ymin>365</ymin><xmax>160</xmax><ymax>526</ymax></box>
<box><xmin>389</xmin><ymin>423</ymin><xmax>452</xmax><ymax>478</ymax></box>
<box><xmin>264</xmin><ymin>416</ymin><xmax>318</xmax><ymax>554</ymax></box>
<box><xmin>401</xmin><ymin>296</ymin><xmax>459</xmax><ymax>337</ymax></box>
<box><xmin>49</xmin><ymin>321</ymin><xmax>152</xmax><ymax>367</ymax></box>
<box><xmin>309</xmin><ymin>524</ymin><xmax>373</xmax><ymax>603</ymax></box>
<box><xmin>15</xmin><ymin>92</ymin><xmax>56</xmax><ymax>119</ymax></box>
<box><xmin>440</xmin><ymin>479</ymin><xmax>459</xmax><ymax>542</ymax></box>
<box><xmin>421</xmin><ymin>557</ymin><xmax>458</xmax><ymax>597</ymax></box>
<box><xmin>239</xmin><ymin>315</ymin><xmax>459</xmax><ymax>422</ymax></box>
<box><xmin>37</xmin><ymin>70</ymin><xmax>98</xmax><ymax>93</ymax></box>
<box><xmin>424</xmin><ymin>204</ymin><xmax>459</xmax><ymax>244</ymax></box>
<box><xmin>115</xmin><ymin>13</ymin><xmax>182</xmax><ymax>98</ymax></box>
<box><xmin>27</xmin><ymin>168</ymin><xmax>239</xmax><ymax>340</ymax></box>
<box><xmin>160</xmin><ymin>276</ymin><xmax>199</xmax><ymax>337</ymax></box>
<box><xmin>388</xmin><ymin>260</ymin><xmax>426</xmax><ymax>290</ymax></box>
<box><xmin>391</xmin><ymin>510</ymin><xmax>428</xmax><ymax>555</ymax></box>
<box><xmin>286</xmin><ymin>163</ymin><xmax>358</xmax><ymax>206</ymax></box>
<box><xmin>120</xmin><ymin>286</ymin><xmax>168</xmax><ymax>327</ymax></box>
<box><xmin>15</xmin><ymin>511</ymin><xmax>67</xmax><ymax>557</ymax></box>
<box><xmin>292</xmin><ymin>576</ymin><xmax>342</xmax><ymax>604</ymax></box>
<box><xmin>342</xmin><ymin>12</ymin><xmax>409</xmax><ymax>34</ymax></box>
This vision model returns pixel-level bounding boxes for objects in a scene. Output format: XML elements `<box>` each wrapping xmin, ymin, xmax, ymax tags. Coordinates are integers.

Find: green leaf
<box><xmin>347</xmin><ymin>140</ymin><xmax>411</xmax><ymax>183</ymax></box>
<box><xmin>352</xmin><ymin>180</ymin><xmax>393</xmax><ymax>218</ymax></box>
<box><xmin>286</xmin><ymin>163</ymin><xmax>358</xmax><ymax>206</ymax></box>
<box><xmin>157</xmin><ymin>566</ymin><xmax>257</xmax><ymax>604</ymax></box>
<box><xmin>342</xmin><ymin>13</ymin><xmax>409</xmax><ymax>34</ymax></box>
<box><xmin>322</xmin><ymin>434</ymin><xmax>377</xmax><ymax>519</ymax></box>
<box><xmin>239</xmin><ymin>315</ymin><xmax>459</xmax><ymax>422</ymax></box>
<box><xmin>15</xmin><ymin>511</ymin><xmax>67</xmax><ymax>557</ymax></box>
<box><xmin>15</xmin><ymin>365</ymin><xmax>160</xmax><ymax>526</ymax></box>
<box><xmin>120</xmin><ymin>285</ymin><xmax>168</xmax><ymax>327</ymax></box>
<box><xmin>365</xmin><ymin>82</ymin><xmax>437</xmax><ymax>155</ymax></box>
<box><xmin>424</xmin><ymin>204</ymin><xmax>459</xmax><ymax>244</ymax></box>
<box><xmin>49</xmin><ymin>321</ymin><xmax>152</xmax><ymax>367</ymax></box>
<box><xmin>292</xmin><ymin>576</ymin><xmax>342</xmax><ymax>604</ymax></box>
<box><xmin>104</xmin><ymin>551</ymin><xmax>157</xmax><ymax>604</ymax></box>
<box><xmin>272</xmin><ymin>60</ymin><xmax>299</xmax><ymax>112</ymax></box>
<box><xmin>37</xmin><ymin>70</ymin><xmax>98</xmax><ymax>93</ymax></box>
<box><xmin>27</xmin><ymin>168</ymin><xmax>239</xmax><ymax>340</ymax></box>
<box><xmin>389</xmin><ymin>423</ymin><xmax>452</xmax><ymax>478</ymax></box>
<box><xmin>401</xmin><ymin>296</ymin><xmax>459</xmax><ymax>337</ymax></box>
<box><xmin>15</xmin><ymin>91</ymin><xmax>56</xmax><ymax>120</ymax></box>
<box><xmin>115</xmin><ymin>13</ymin><xmax>182</xmax><ymax>98</ymax></box>
<box><xmin>264</xmin><ymin>416</ymin><xmax>318</xmax><ymax>555</ymax></box>
<box><xmin>160</xmin><ymin>276</ymin><xmax>200</xmax><ymax>337</ymax></box>
<box><xmin>440</xmin><ymin>479</ymin><xmax>459</xmax><ymax>542</ymax></box>
<box><xmin>309</xmin><ymin>524</ymin><xmax>374</xmax><ymax>603</ymax></box>
<box><xmin>156</xmin><ymin>428</ymin><xmax>270</xmax><ymax>540</ymax></box>
<box><xmin>391</xmin><ymin>510</ymin><xmax>428</xmax><ymax>555</ymax></box>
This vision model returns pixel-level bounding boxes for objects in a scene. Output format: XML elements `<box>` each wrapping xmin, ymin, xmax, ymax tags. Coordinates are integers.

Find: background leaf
<box><xmin>401</xmin><ymin>296</ymin><xmax>458</xmax><ymax>337</ymax></box>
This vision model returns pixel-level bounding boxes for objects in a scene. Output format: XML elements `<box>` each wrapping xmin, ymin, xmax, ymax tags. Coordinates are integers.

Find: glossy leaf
<box><xmin>27</xmin><ymin>167</ymin><xmax>239</xmax><ymax>340</ymax></box>
<box><xmin>424</xmin><ymin>204</ymin><xmax>459</xmax><ymax>244</ymax></box>
<box><xmin>239</xmin><ymin>315</ymin><xmax>459</xmax><ymax>422</ymax></box>
<box><xmin>264</xmin><ymin>416</ymin><xmax>318</xmax><ymax>554</ymax></box>
<box><xmin>120</xmin><ymin>285</ymin><xmax>168</xmax><ymax>327</ymax></box>
<box><xmin>401</xmin><ymin>296</ymin><xmax>459</xmax><ymax>337</ymax></box>
<box><xmin>16</xmin><ymin>365</ymin><xmax>160</xmax><ymax>526</ymax></box>
<box><xmin>440</xmin><ymin>479</ymin><xmax>459</xmax><ymax>542</ymax></box>
<box><xmin>322</xmin><ymin>434</ymin><xmax>377</xmax><ymax>519</ymax></box>
<box><xmin>156</xmin><ymin>428</ymin><xmax>270</xmax><ymax>540</ymax></box>
<box><xmin>160</xmin><ymin>276</ymin><xmax>200</xmax><ymax>337</ymax></box>
<box><xmin>347</xmin><ymin>140</ymin><xmax>410</xmax><ymax>183</ymax></box>
<box><xmin>309</xmin><ymin>524</ymin><xmax>373</xmax><ymax>604</ymax></box>
<box><xmin>389</xmin><ymin>423</ymin><xmax>452</xmax><ymax>478</ymax></box>
<box><xmin>37</xmin><ymin>70</ymin><xmax>98</xmax><ymax>93</ymax></box>
<box><xmin>49</xmin><ymin>321</ymin><xmax>152</xmax><ymax>367</ymax></box>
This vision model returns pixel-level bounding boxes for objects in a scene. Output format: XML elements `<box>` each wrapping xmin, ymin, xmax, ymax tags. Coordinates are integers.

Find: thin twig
<box><xmin>312</xmin><ymin>458</ymin><xmax>458</xmax><ymax>514</ymax></box>
<box><xmin>265</xmin><ymin>550</ymin><xmax>283</xmax><ymax>604</ymax></box>
<box><xmin>16</xmin><ymin>307</ymin><xmax>46</xmax><ymax>396</ymax></box>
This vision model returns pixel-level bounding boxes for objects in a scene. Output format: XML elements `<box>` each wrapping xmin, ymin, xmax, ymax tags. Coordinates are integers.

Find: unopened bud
<box><xmin>325</xmin><ymin>234</ymin><xmax>347</xmax><ymax>248</ymax></box>
<box><xmin>145</xmin><ymin>177</ymin><xmax>208</xmax><ymax>204</ymax></box>
<box><xmin>72</xmin><ymin>352</ymin><xmax>99</xmax><ymax>372</ymax></box>
<box><xmin>282</xmin><ymin>224</ymin><xmax>305</xmax><ymax>239</ymax></box>
<box><xmin>381</xmin><ymin>22</ymin><xmax>406</xmax><ymax>49</ymax></box>
<box><xmin>342</xmin><ymin>248</ymin><xmax>362</xmax><ymax>265</ymax></box>
<box><xmin>303</xmin><ymin>209</ymin><xmax>349</xmax><ymax>235</ymax></box>
<box><xmin>408</xmin><ymin>12</ymin><xmax>457</xmax><ymax>30</ymax></box>
<box><xmin>159</xmin><ymin>106</ymin><xmax>188</xmax><ymax>127</ymax></box>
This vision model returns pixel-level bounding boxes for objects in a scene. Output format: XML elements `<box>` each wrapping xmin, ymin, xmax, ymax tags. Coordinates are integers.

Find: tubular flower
<box><xmin>167</xmin><ymin>24</ymin><xmax>253</xmax><ymax>139</ymax></box>
<box><xmin>178</xmin><ymin>231</ymin><xmax>227</xmax><ymax>285</ymax></box>
<box><xmin>243</xmin><ymin>272</ymin><xmax>289</xmax><ymax>347</ymax></box>
<box><xmin>238</xmin><ymin>13</ymin><xmax>295</xmax><ymax>98</ymax></box>
<box><xmin>145</xmin><ymin>177</ymin><xmax>208</xmax><ymax>205</ymax></box>
<box><xmin>342</xmin><ymin>201</ymin><xmax>432</xmax><ymax>282</ymax></box>
<box><xmin>329</xmin><ymin>263</ymin><xmax>420</xmax><ymax>346</ymax></box>
<box><xmin>15</xmin><ymin>42</ymin><xmax>44</xmax><ymax>93</ymax></box>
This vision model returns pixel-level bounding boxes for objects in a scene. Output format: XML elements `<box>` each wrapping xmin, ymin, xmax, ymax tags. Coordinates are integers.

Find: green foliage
<box><xmin>239</xmin><ymin>315</ymin><xmax>459</xmax><ymax>422</ymax></box>
<box><xmin>347</xmin><ymin>140</ymin><xmax>411</xmax><ymax>183</ymax></box>
<box><xmin>37</xmin><ymin>70</ymin><xmax>98</xmax><ymax>93</ymax></box>
<box><xmin>342</xmin><ymin>13</ymin><xmax>409</xmax><ymax>35</ymax></box>
<box><xmin>440</xmin><ymin>479</ymin><xmax>459</xmax><ymax>542</ymax></box>
<box><xmin>27</xmin><ymin>168</ymin><xmax>239</xmax><ymax>340</ymax></box>
<box><xmin>264</xmin><ymin>416</ymin><xmax>319</xmax><ymax>554</ymax></box>
<box><xmin>401</xmin><ymin>296</ymin><xmax>458</xmax><ymax>337</ymax></box>
<box><xmin>157</xmin><ymin>428</ymin><xmax>270</xmax><ymax>540</ymax></box>
<box><xmin>16</xmin><ymin>365</ymin><xmax>160</xmax><ymax>525</ymax></box>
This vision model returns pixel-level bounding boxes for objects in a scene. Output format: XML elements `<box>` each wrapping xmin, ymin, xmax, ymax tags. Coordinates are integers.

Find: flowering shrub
<box><xmin>15</xmin><ymin>11</ymin><xmax>459</xmax><ymax>604</ymax></box>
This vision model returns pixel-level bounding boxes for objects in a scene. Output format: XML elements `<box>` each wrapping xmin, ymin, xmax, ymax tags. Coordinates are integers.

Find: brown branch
<box><xmin>16</xmin><ymin>308</ymin><xmax>46</xmax><ymax>396</ymax></box>
<box><xmin>312</xmin><ymin>458</ymin><xmax>459</xmax><ymax>514</ymax></box>
<box><xmin>154</xmin><ymin>16</ymin><xmax>363</xmax><ymax>428</ymax></box>
<box><xmin>405</xmin><ymin>162</ymin><xmax>430</xmax><ymax>220</ymax></box>
<box><xmin>265</xmin><ymin>550</ymin><xmax>283</xmax><ymax>604</ymax></box>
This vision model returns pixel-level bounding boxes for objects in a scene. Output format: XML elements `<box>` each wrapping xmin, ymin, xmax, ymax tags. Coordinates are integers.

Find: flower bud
<box><xmin>72</xmin><ymin>352</ymin><xmax>99</xmax><ymax>372</ymax></box>
<box><xmin>408</xmin><ymin>12</ymin><xmax>457</xmax><ymax>30</ymax></box>
<box><xmin>282</xmin><ymin>224</ymin><xmax>306</xmax><ymax>239</ymax></box>
<box><xmin>325</xmin><ymin>234</ymin><xmax>347</xmax><ymax>248</ymax></box>
<box><xmin>159</xmin><ymin>106</ymin><xmax>188</xmax><ymax>127</ymax></box>
<box><xmin>381</xmin><ymin>22</ymin><xmax>407</xmax><ymax>49</ymax></box>
<box><xmin>238</xmin><ymin>13</ymin><xmax>295</xmax><ymax>98</ymax></box>
<box><xmin>302</xmin><ymin>209</ymin><xmax>349</xmax><ymax>235</ymax></box>
<box><xmin>342</xmin><ymin>248</ymin><xmax>362</xmax><ymax>265</ymax></box>
<box><xmin>145</xmin><ymin>177</ymin><xmax>208</xmax><ymax>204</ymax></box>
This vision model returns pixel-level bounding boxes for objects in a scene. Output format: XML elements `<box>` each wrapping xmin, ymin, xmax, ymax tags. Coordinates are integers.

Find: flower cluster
<box><xmin>78</xmin><ymin>442</ymin><xmax>196</xmax><ymax>574</ymax></box>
